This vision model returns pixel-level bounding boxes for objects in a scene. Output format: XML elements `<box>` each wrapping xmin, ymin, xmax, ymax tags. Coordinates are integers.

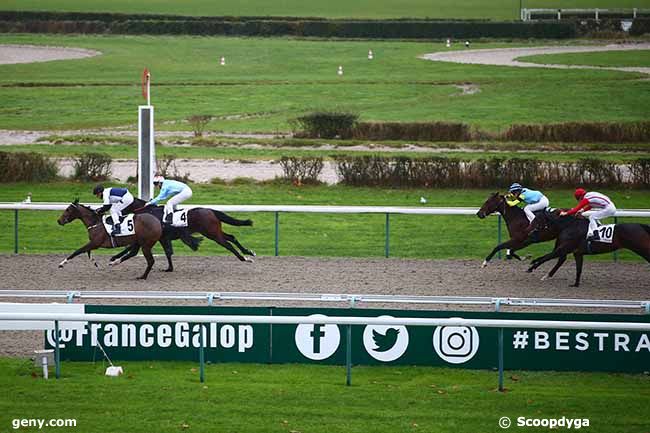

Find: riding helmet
<box><xmin>508</xmin><ymin>182</ymin><xmax>523</xmax><ymax>193</ymax></box>
<box><xmin>574</xmin><ymin>187</ymin><xmax>586</xmax><ymax>200</ymax></box>
<box><xmin>153</xmin><ymin>175</ymin><xmax>165</xmax><ymax>184</ymax></box>
<box><xmin>93</xmin><ymin>184</ymin><xmax>104</xmax><ymax>195</ymax></box>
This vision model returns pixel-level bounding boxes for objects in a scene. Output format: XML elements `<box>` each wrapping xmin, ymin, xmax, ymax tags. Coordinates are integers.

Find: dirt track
<box><xmin>0</xmin><ymin>254</ymin><xmax>648</xmax><ymax>356</ymax></box>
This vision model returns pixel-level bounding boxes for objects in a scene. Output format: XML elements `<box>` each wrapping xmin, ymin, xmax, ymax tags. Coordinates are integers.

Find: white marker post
<box><xmin>138</xmin><ymin>68</ymin><xmax>155</xmax><ymax>201</ymax></box>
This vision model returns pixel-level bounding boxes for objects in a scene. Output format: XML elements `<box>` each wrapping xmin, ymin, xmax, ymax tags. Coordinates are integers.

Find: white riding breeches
<box><xmin>588</xmin><ymin>204</ymin><xmax>616</xmax><ymax>234</ymax></box>
<box><xmin>110</xmin><ymin>191</ymin><xmax>134</xmax><ymax>225</ymax></box>
<box><xmin>163</xmin><ymin>186</ymin><xmax>193</xmax><ymax>219</ymax></box>
<box><xmin>524</xmin><ymin>196</ymin><xmax>549</xmax><ymax>222</ymax></box>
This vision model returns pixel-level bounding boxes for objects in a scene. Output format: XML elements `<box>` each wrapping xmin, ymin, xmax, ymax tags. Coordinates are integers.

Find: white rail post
<box><xmin>138</xmin><ymin>68</ymin><xmax>155</xmax><ymax>201</ymax></box>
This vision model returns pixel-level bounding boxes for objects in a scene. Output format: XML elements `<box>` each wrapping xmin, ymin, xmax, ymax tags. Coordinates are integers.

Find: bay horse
<box><xmin>57</xmin><ymin>199</ymin><xmax>162</xmax><ymax>279</ymax></box>
<box><xmin>476</xmin><ymin>193</ymin><xmax>559</xmax><ymax>267</ymax></box>
<box><xmin>526</xmin><ymin>210</ymin><xmax>650</xmax><ymax>287</ymax></box>
<box><xmin>110</xmin><ymin>198</ymin><xmax>255</xmax><ymax>268</ymax></box>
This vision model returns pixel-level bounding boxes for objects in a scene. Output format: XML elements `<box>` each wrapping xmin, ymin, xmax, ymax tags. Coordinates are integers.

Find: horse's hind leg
<box><xmin>206</xmin><ymin>232</ymin><xmax>252</xmax><ymax>262</ymax></box>
<box><xmin>223</xmin><ymin>232</ymin><xmax>256</xmax><ymax>257</ymax></box>
<box><xmin>87</xmin><ymin>251</ymin><xmax>98</xmax><ymax>268</ymax></box>
<box><xmin>570</xmin><ymin>253</ymin><xmax>584</xmax><ymax>287</ymax></box>
<box><xmin>541</xmin><ymin>255</ymin><xmax>566</xmax><ymax>281</ymax></box>
<box><xmin>137</xmin><ymin>245</ymin><xmax>155</xmax><ymax>280</ymax></box>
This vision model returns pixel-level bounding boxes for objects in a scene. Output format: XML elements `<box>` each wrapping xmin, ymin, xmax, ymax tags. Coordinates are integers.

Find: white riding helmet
<box><xmin>153</xmin><ymin>175</ymin><xmax>165</xmax><ymax>184</ymax></box>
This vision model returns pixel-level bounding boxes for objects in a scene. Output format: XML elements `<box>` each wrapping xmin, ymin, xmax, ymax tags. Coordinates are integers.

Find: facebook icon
<box><xmin>295</xmin><ymin>315</ymin><xmax>341</xmax><ymax>361</ymax></box>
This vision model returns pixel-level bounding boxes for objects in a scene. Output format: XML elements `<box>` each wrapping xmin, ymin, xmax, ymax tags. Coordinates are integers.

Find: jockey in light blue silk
<box><xmin>146</xmin><ymin>175</ymin><xmax>193</xmax><ymax>224</ymax></box>
<box><xmin>505</xmin><ymin>182</ymin><xmax>550</xmax><ymax>225</ymax></box>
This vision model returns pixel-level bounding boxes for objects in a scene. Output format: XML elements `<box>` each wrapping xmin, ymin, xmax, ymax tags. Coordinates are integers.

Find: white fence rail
<box><xmin>521</xmin><ymin>7</ymin><xmax>649</xmax><ymax>21</ymax></box>
<box><xmin>1</xmin><ymin>290</ymin><xmax>649</xmax><ymax>312</ymax></box>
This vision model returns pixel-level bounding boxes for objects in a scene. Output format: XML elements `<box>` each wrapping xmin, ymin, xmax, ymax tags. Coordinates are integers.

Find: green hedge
<box><xmin>0</xmin><ymin>13</ymin><xmax>576</xmax><ymax>38</ymax></box>
<box><xmin>352</xmin><ymin>121</ymin><xmax>471</xmax><ymax>141</ymax></box>
<box><xmin>502</xmin><ymin>122</ymin><xmax>650</xmax><ymax>143</ymax></box>
<box><xmin>0</xmin><ymin>151</ymin><xmax>58</xmax><ymax>182</ymax></box>
<box><xmin>630</xmin><ymin>18</ymin><xmax>650</xmax><ymax>36</ymax></box>
<box><xmin>335</xmin><ymin>155</ymin><xmax>649</xmax><ymax>188</ymax></box>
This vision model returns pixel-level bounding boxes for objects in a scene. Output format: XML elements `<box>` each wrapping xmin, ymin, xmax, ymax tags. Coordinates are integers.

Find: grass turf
<box><xmin>0</xmin><ymin>35</ymin><xmax>649</xmax><ymax>132</ymax></box>
<box><xmin>518</xmin><ymin>50</ymin><xmax>650</xmax><ymax>68</ymax></box>
<box><xmin>0</xmin><ymin>358</ymin><xmax>649</xmax><ymax>433</ymax></box>
<box><xmin>1</xmin><ymin>182</ymin><xmax>648</xmax><ymax>261</ymax></box>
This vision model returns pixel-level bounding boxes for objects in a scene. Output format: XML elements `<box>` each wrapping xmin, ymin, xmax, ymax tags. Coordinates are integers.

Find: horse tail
<box><xmin>212</xmin><ymin>210</ymin><xmax>253</xmax><ymax>226</ymax></box>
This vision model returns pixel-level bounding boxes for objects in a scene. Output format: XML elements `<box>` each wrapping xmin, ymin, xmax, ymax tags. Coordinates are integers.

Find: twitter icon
<box><xmin>363</xmin><ymin>316</ymin><xmax>409</xmax><ymax>362</ymax></box>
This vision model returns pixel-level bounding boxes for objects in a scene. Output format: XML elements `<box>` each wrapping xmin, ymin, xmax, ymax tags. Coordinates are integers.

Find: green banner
<box><xmin>45</xmin><ymin>305</ymin><xmax>650</xmax><ymax>372</ymax></box>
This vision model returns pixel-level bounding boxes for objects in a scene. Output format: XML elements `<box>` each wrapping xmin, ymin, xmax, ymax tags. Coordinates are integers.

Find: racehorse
<box><xmin>110</xmin><ymin>198</ymin><xmax>255</xmax><ymax>267</ymax></box>
<box><xmin>476</xmin><ymin>193</ymin><xmax>559</xmax><ymax>267</ymax></box>
<box><xmin>526</xmin><ymin>210</ymin><xmax>650</xmax><ymax>287</ymax></box>
<box><xmin>57</xmin><ymin>199</ymin><xmax>162</xmax><ymax>280</ymax></box>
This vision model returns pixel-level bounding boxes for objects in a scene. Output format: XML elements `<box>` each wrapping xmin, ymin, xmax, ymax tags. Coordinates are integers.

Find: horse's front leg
<box><xmin>59</xmin><ymin>242</ymin><xmax>97</xmax><ymax>268</ymax></box>
<box><xmin>86</xmin><ymin>251</ymin><xmax>98</xmax><ymax>268</ymax></box>
<box><xmin>482</xmin><ymin>239</ymin><xmax>526</xmax><ymax>267</ymax></box>
<box><xmin>570</xmin><ymin>254</ymin><xmax>584</xmax><ymax>287</ymax></box>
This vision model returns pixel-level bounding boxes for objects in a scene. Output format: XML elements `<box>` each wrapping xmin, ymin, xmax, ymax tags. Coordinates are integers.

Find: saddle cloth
<box><xmin>592</xmin><ymin>224</ymin><xmax>615</xmax><ymax>244</ymax></box>
<box><xmin>170</xmin><ymin>209</ymin><xmax>189</xmax><ymax>227</ymax></box>
<box><xmin>102</xmin><ymin>214</ymin><xmax>136</xmax><ymax>237</ymax></box>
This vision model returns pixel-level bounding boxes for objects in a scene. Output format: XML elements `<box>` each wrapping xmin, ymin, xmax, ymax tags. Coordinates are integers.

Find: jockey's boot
<box><xmin>111</xmin><ymin>223</ymin><xmax>121</xmax><ymax>236</ymax></box>
<box><xmin>586</xmin><ymin>230</ymin><xmax>600</xmax><ymax>241</ymax></box>
<box><xmin>164</xmin><ymin>213</ymin><xmax>173</xmax><ymax>225</ymax></box>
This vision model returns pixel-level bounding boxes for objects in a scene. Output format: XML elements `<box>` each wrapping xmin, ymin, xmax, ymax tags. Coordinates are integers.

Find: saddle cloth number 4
<box><xmin>171</xmin><ymin>209</ymin><xmax>189</xmax><ymax>227</ymax></box>
<box><xmin>597</xmin><ymin>224</ymin><xmax>615</xmax><ymax>244</ymax></box>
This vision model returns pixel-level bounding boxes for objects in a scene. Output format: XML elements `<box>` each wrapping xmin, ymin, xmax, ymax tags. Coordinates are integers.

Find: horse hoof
<box><xmin>250</xmin><ymin>250</ymin><xmax>257</xmax><ymax>257</ymax></box>
<box><xmin>541</xmin><ymin>275</ymin><xmax>549</xmax><ymax>281</ymax></box>
<box><xmin>163</xmin><ymin>268</ymin><xmax>173</xmax><ymax>272</ymax></box>
<box><xmin>526</xmin><ymin>268</ymin><xmax>534</xmax><ymax>273</ymax></box>
<box><xmin>245</xmin><ymin>257</ymin><xmax>255</xmax><ymax>263</ymax></box>
<box><xmin>481</xmin><ymin>260</ymin><xmax>488</xmax><ymax>268</ymax></box>
<box><xmin>58</xmin><ymin>264</ymin><xmax>63</xmax><ymax>269</ymax></box>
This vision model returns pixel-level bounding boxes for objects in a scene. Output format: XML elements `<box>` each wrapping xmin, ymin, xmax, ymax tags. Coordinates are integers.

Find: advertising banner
<box><xmin>45</xmin><ymin>305</ymin><xmax>650</xmax><ymax>372</ymax></box>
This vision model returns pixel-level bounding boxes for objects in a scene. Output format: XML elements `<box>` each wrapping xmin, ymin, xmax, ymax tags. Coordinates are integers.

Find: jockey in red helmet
<box><xmin>560</xmin><ymin>188</ymin><xmax>616</xmax><ymax>241</ymax></box>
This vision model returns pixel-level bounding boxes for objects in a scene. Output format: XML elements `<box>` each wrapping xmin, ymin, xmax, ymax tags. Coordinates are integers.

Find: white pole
<box><xmin>42</xmin><ymin>355</ymin><xmax>48</xmax><ymax>379</ymax></box>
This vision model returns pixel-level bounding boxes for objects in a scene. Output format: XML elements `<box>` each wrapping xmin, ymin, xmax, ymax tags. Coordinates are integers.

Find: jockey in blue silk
<box><xmin>146</xmin><ymin>175</ymin><xmax>193</xmax><ymax>224</ymax></box>
<box><xmin>93</xmin><ymin>184</ymin><xmax>134</xmax><ymax>236</ymax></box>
<box><xmin>505</xmin><ymin>183</ymin><xmax>550</xmax><ymax>224</ymax></box>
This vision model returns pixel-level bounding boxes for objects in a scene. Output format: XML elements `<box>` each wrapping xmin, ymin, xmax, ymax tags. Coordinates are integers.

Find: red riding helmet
<box><xmin>574</xmin><ymin>188</ymin><xmax>586</xmax><ymax>200</ymax></box>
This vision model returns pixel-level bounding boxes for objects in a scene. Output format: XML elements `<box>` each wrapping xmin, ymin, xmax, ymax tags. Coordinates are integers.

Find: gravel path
<box><xmin>0</xmin><ymin>44</ymin><xmax>101</xmax><ymax>64</ymax></box>
<box><xmin>421</xmin><ymin>43</ymin><xmax>650</xmax><ymax>75</ymax></box>
<box><xmin>1</xmin><ymin>254</ymin><xmax>647</xmax><ymax>356</ymax></box>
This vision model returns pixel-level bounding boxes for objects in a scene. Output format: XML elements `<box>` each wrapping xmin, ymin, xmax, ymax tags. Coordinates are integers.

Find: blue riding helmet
<box><xmin>508</xmin><ymin>183</ymin><xmax>523</xmax><ymax>193</ymax></box>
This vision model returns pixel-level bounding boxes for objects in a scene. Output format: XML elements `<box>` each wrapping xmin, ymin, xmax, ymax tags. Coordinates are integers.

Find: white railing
<box><xmin>1</xmin><ymin>290</ymin><xmax>648</xmax><ymax>312</ymax></box>
<box><xmin>2</xmin><ymin>202</ymin><xmax>650</xmax><ymax>217</ymax></box>
<box><xmin>522</xmin><ymin>7</ymin><xmax>649</xmax><ymax>21</ymax></box>
<box><xmin>2</xmin><ymin>312</ymin><xmax>650</xmax><ymax>331</ymax></box>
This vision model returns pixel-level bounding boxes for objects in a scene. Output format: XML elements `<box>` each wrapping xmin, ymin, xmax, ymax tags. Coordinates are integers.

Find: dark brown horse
<box><xmin>527</xmin><ymin>210</ymin><xmax>650</xmax><ymax>286</ymax></box>
<box><xmin>476</xmin><ymin>193</ymin><xmax>559</xmax><ymax>267</ymax></box>
<box><xmin>57</xmin><ymin>199</ymin><xmax>162</xmax><ymax>279</ymax></box>
<box><xmin>111</xmin><ymin>198</ymin><xmax>255</xmax><ymax>268</ymax></box>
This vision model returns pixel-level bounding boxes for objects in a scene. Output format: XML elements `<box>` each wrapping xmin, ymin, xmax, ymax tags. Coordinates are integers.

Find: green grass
<box><xmin>0</xmin><ymin>0</ymin><xmax>648</xmax><ymax>20</ymax></box>
<box><xmin>1</xmin><ymin>182</ymin><xmax>648</xmax><ymax>261</ymax></box>
<box><xmin>519</xmin><ymin>50</ymin><xmax>650</xmax><ymax>68</ymax></box>
<box><xmin>0</xmin><ymin>34</ymin><xmax>649</xmax><ymax>132</ymax></box>
<box><xmin>1</xmin><ymin>358</ymin><xmax>649</xmax><ymax>433</ymax></box>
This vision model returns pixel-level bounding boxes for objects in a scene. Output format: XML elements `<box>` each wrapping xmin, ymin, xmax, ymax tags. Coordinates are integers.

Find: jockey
<box><xmin>505</xmin><ymin>183</ymin><xmax>549</xmax><ymax>224</ymax></box>
<box><xmin>93</xmin><ymin>184</ymin><xmax>134</xmax><ymax>236</ymax></box>
<box><xmin>560</xmin><ymin>188</ymin><xmax>616</xmax><ymax>241</ymax></box>
<box><xmin>146</xmin><ymin>175</ymin><xmax>193</xmax><ymax>224</ymax></box>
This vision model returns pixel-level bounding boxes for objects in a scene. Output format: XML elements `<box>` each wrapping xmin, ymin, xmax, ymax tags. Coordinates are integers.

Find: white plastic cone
<box><xmin>337</xmin><ymin>65</ymin><xmax>343</xmax><ymax>76</ymax></box>
<box><xmin>368</xmin><ymin>50</ymin><xmax>374</xmax><ymax>60</ymax></box>
<box><xmin>220</xmin><ymin>56</ymin><xmax>225</xmax><ymax>66</ymax></box>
